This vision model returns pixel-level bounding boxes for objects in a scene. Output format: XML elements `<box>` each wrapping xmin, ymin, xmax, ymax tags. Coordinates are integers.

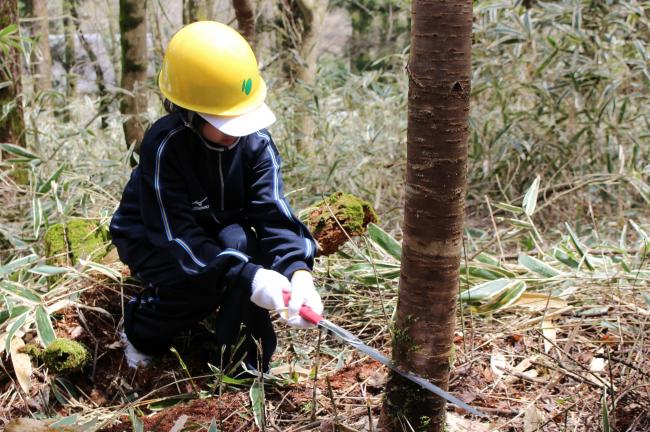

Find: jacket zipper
<box><xmin>218</xmin><ymin>152</ymin><xmax>225</xmax><ymax>211</ymax></box>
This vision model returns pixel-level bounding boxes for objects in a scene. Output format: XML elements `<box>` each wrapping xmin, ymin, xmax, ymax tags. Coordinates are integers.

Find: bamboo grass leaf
<box><xmin>473</xmin><ymin>281</ymin><xmax>527</xmax><ymax>313</ymax></box>
<box><xmin>522</xmin><ymin>176</ymin><xmax>541</xmax><ymax>216</ymax></box>
<box><xmin>32</xmin><ymin>197</ymin><xmax>42</xmax><ymax>239</ymax></box>
<box><xmin>4</xmin><ymin>312</ymin><xmax>28</xmax><ymax>354</ymax></box>
<box><xmin>128</xmin><ymin>407</ymin><xmax>143</xmax><ymax>432</ymax></box>
<box><xmin>565</xmin><ymin>224</ymin><xmax>595</xmax><ymax>270</ymax></box>
<box><xmin>367</xmin><ymin>223</ymin><xmax>402</xmax><ymax>261</ymax></box>
<box><xmin>207</xmin><ymin>418</ymin><xmax>219</xmax><ymax>432</ymax></box>
<box><xmin>49</xmin><ymin>414</ymin><xmax>79</xmax><ymax>428</ymax></box>
<box><xmin>35</xmin><ymin>306</ymin><xmax>56</xmax><ymax>347</ymax></box>
<box><xmin>79</xmin><ymin>259</ymin><xmax>122</xmax><ymax>282</ymax></box>
<box><xmin>518</xmin><ymin>253</ymin><xmax>561</xmax><ymax>277</ymax></box>
<box><xmin>249</xmin><ymin>380</ymin><xmax>265</xmax><ymax>430</ymax></box>
<box><xmin>0</xmin><ymin>281</ymin><xmax>42</xmax><ymax>304</ymax></box>
<box><xmin>601</xmin><ymin>392</ymin><xmax>611</xmax><ymax>432</ymax></box>
<box><xmin>28</xmin><ymin>265</ymin><xmax>69</xmax><ymax>276</ymax></box>
<box><xmin>0</xmin><ymin>306</ymin><xmax>29</xmax><ymax>327</ymax></box>
<box><xmin>460</xmin><ymin>278</ymin><xmax>512</xmax><ymax>304</ymax></box>
<box><xmin>553</xmin><ymin>247</ymin><xmax>579</xmax><ymax>269</ymax></box>
<box><xmin>0</xmin><ymin>143</ymin><xmax>40</xmax><ymax>160</ymax></box>
<box><xmin>37</xmin><ymin>165</ymin><xmax>65</xmax><ymax>194</ymax></box>
<box><xmin>0</xmin><ymin>254</ymin><xmax>40</xmax><ymax>278</ymax></box>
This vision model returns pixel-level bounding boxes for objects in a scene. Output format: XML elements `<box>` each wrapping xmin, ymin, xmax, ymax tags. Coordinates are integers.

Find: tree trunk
<box><xmin>277</xmin><ymin>0</ymin><xmax>327</xmax><ymax>156</ymax></box>
<box><xmin>119</xmin><ymin>0</ymin><xmax>148</xmax><ymax>159</ymax></box>
<box><xmin>0</xmin><ymin>0</ymin><xmax>26</xmax><ymax>148</ymax></box>
<box><xmin>294</xmin><ymin>0</ymin><xmax>326</xmax><ymax>156</ymax></box>
<box><xmin>232</xmin><ymin>0</ymin><xmax>255</xmax><ymax>51</ymax></box>
<box><xmin>381</xmin><ymin>2</ymin><xmax>472</xmax><ymax>431</ymax></box>
<box><xmin>183</xmin><ymin>0</ymin><xmax>208</xmax><ymax>24</ymax></box>
<box><xmin>70</xmin><ymin>0</ymin><xmax>111</xmax><ymax>129</ymax></box>
<box><xmin>206</xmin><ymin>0</ymin><xmax>216</xmax><ymax>20</ymax></box>
<box><xmin>26</xmin><ymin>0</ymin><xmax>52</xmax><ymax>92</ymax></box>
<box><xmin>62</xmin><ymin>0</ymin><xmax>76</xmax><ymax>113</ymax></box>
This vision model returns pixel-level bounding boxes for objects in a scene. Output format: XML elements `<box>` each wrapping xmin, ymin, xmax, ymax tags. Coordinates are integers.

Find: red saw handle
<box><xmin>282</xmin><ymin>290</ymin><xmax>323</xmax><ymax>325</ymax></box>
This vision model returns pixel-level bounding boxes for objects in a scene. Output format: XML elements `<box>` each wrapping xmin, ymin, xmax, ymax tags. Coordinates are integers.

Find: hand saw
<box><xmin>282</xmin><ymin>291</ymin><xmax>487</xmax><ymax>418</ymax></box>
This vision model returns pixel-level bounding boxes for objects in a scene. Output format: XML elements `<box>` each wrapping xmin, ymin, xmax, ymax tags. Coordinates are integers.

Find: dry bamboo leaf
<box><xmin>514</xmin><ymin>292</ymin><xmax>568</xmax><ymax>311</ymax></box>
<box><xmin>541</xmin><ymin>319</ymin><xmax>557</xmax><ymax>354</ymax></box>
<box><xmin>270</xmin><ymin>364</ymin><xmax>312</xmax><ymax>376</ymax></box>
<box><xmin>524</xmin><ymin>405</ymin><xmax>544</xmax><ymax>432</ymax></box>
<box><xmin>170</xmin><ymin>414</ymin><xmax>189</xmax><ymax>432</ymax></box>
<box><xmin>505</xmin><ymin>355</ymin><xmax>539</xmax><ymax>384</ymax></box>
<box><xmin>590</xmin><ymin>357</ymin><xmax>606</xmax><ymax>373</ymax></box>
<box><xmin>5</xmin><ymin>418</ymin><xmax>52</xmax><ymax>432</ymax></box>
<box><xmin>446</xmin><ymin>412</ymin><xmax>492</xmax><ymax>431</ymax></box>
<box><xmin>490</xmin><ymin>351</ymin><xmax>508</xmax><ymax>378</ymax></box>
<box><xmin>9</xmin><ymin>337</ymin><xmax>32</xmax><ymax>393</ymax></box>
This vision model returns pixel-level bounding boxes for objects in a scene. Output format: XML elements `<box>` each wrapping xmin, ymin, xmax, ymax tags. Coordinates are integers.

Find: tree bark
<box><xmin>0</xmin><ymin>0</ymin><xmax>26</xmax><ymax>148</ymax></box>
<box><xmin>62</xmin><ymin>0</ymin><xmax>76</xmax><ymax>108</ymax></box>
<box><xmin>119</xmin><ymin>0</ymin><xmax>148</xmax><ymax>159</ymax></box>
<box><xmin>381</xmin><ymin>1</ymin><xmax>472</xmax><ymax>431</ymax></box>
<box><xmin>70</xmin><ymin>0</ymin><xmax>111</xmax><ymax>128</ymax></box>
<box><xmin>277</xmin><ymin>0</ymin><xmax>327</xmax><ymax>156</ymax></box>
<box><xmin>25</xmin><ymin>0</ymin><xmax>52</xmax><ymax>92</ymax></box>
<box><xmin>183</xmin><ymin>0</ymin><xmax>208</xmax><ymax>24</ymax></box>
<box><xmin>232</xmin><ymin>0</ymin><xmax>256</xmax><ymax>51</ymax></box>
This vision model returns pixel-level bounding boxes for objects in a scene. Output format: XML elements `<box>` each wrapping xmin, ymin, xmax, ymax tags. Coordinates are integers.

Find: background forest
<box><xmin>0</xmin><ymin>0</ymin><xmax>648</xmax><ymax>431</ymax></box>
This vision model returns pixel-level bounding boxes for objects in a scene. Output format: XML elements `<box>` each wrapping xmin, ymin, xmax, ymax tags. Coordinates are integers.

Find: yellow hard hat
<box><xmin>159</xmin><ymin>21</ymin><xmax>267</xmax><ymax>118</ymax></box>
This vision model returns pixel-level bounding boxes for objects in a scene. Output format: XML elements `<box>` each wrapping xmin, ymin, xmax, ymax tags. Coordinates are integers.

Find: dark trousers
<box><xmin>123</xmin><ymin>224</ymin><xmax>276</xmax><ymax>371</ymax></box>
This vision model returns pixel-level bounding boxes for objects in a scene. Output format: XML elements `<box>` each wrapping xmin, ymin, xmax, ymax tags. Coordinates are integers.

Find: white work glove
<box><xmin>250</xmin><ymin>268</ymin><xmax>291</xmax><ymax>312</ymax></box>
<box><xmin>287</xmin><ymin>270</ymin><xmax>323</xmax><ymax>329</ymax></box>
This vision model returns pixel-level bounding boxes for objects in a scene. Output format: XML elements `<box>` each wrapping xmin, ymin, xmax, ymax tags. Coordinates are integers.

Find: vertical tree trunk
<box><xmin>62</xmin><ymin>0</ymin><xmax>76</xmax><ymax>111</ymax></box>
<box><xmin>293</xmin><ymin>0</ymin><xmax>326</xmax><ymax>156</ymax></box>
<box><xmin>277</xmin><ymin>0</ymin><xmax>327</xmax><ymax>156</ymax></box>
<box><xmin>381</xmin><ymin>2</ymin><xmax>472</xmax><ymax>431</ymax></box>
<box><xmin>183</xmin><ymin>0</ymin><xmax>208</xmax><ymax>24</ymax></box>
<box><xmin>232</xmin><ymin>0</ymin><xmax>256</xmax><ymax>51</ymax></box>
<box><xmin>119</xmin><ymin>0</ymin><xmax>148</xmax><ymax>159</ymax></box>
<box><xmin>0</xmin><ymin>0</ymin><xmax>26</xmax><ymax>148</ymax></box>
<box><xmin>206</xmin><ymin>0</ymin><xmax>216</xmax><ymax>20</ymax></box>
<box><xmin>70</xmin><ymin>0</ymin><xmax>111</xmax><ymax>128</ymax></box>
<box><xmin>26</xmin><ymin>0</ymin><xmax>52</xmax><ymax>92</ymax></box>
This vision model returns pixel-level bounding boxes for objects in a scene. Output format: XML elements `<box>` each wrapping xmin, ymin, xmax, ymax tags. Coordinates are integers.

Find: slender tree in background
<box><xmin>183</xmin><ymin>0</ymin><xmax>208</xmax><ymax>24</ymax></box>
<box><xmin>25</xmin><ymin>0</ymin><xmax>52</xmax><ymax>92</ymax></box>
<box><xmin>70</xmin><ymin>0</ymin><xmax>111</xmax><ymax>128</ymax></box>
<box><xmin>233</xmin><ymin>0</ymin><xmax>256</xmax><ymax>51</ymax></box>
<box><xmin>381</xmin><ymin>1</ymin><xmax>472</xmax><ymax>431</ymax></box>
<box><xmin>119</xmin><ymin>0</ymin><xmax>148</xmax><ymax>158</ymax></box>
<box><xmin>277</xmin><ymin>0</ymin><xmax>328</xmax><ymax>155</ymax></box>
<box><xmin>0</xmin><ymin>0</ymin><xmax>26</xmax><ymax>148</ymax></box>
<box><xmin>62</xmin><ymin>0</ymin><xmax>76</xmax><ymax>120</ymax></box>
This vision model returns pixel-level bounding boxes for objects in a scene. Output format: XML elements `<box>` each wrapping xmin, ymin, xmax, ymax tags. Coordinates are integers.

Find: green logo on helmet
<box><xmin>242</xmin><ymin>78</ymin><xmax>253</xmax><ymax>95</ymax></box>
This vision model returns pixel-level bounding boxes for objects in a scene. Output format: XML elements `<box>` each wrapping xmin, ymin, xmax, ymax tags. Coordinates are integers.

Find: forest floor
<box><xmin>2</xmin><ymin>244</ymin><xmax>648</xmax><ymax>431</ymax></box>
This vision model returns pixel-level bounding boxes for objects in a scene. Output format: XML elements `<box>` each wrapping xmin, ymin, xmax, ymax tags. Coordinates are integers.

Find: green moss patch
<box><xmin>20</xmin><ymin>338</ymin><xmax>90</xmax><ymax>374</ymax></box>
<box><xmin>42</xmin><ymin>339</ymin><xmax>90</xmax><ymax>373</ymax></box>
<box><xmin>44</xmin><ymin>218</ymin><xmax>109</xmax><ymax>266</ymax></box>
<box><xmin>306</xmin><ymin>192</ymin><xmax>379</xmax><ymax>256</ymax></box>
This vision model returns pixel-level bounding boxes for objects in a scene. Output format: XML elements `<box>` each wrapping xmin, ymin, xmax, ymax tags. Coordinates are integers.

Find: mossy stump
<box><xmin>21</xmin><ymin>339</ymin><xmax>90</xmax><ymax>374</ymax></box>
<box><xmin>306</xmin><ymin>192</ymin><xmax>378</xmax><ymax>256</ymax></box>
<box><xmin>44</xmin><ymin>218</ymin><xmax>109</xmax><ymax>266</ymax></box>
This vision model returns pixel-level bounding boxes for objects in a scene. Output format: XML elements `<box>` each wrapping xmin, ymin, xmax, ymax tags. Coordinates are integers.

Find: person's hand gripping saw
<box><xmin>249</xmin><ymin>269</ymin><xmax>323</xmax><ymax>328</ymax></box>
<box><xmin>286</xmin><ymin>270</ymin><xmax>323</xmax><ymax>329</ymax></box>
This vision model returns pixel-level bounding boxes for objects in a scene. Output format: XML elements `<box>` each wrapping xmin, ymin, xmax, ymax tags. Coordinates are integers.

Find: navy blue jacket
<box><xmin>110</xmin><ymin>112</ymin><xmax>315</xmax><ymax>290</ymax></box>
